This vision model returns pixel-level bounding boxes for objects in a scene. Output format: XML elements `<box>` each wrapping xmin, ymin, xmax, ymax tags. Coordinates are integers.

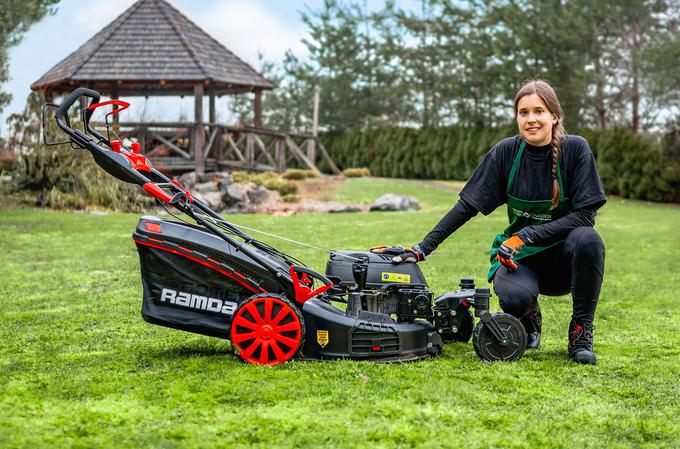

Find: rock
<box><xmin>188</xmin><ymin>190</ymin><xmax>206</xmax><ymax>204</ymax></box>
<box><xmin>246</xmin><ymin>184</ymin><xmax>270</xmax><ymax>205</ymax></box>
<box><xmin>176</xmin><ymin>172</ymin><xmax>198</xmax><ymax>188</ymax></box>
<box><xmin>222</xmin><ymin>183</ymin><xmax>247</xmax><ymax>207</ymax></box>
<box><xmin>328</xmin><ymin>204</ymin><xmax>362</xmax><ymax>213</ymax></box>
<box><xmin>369</xmin><ymin>193</ymin><xmax>421</xmax><ymax>212</ymax></box>
<box><xmin>194</xmin><ymin>181</ymin><xmax>218</xmax><ymax>194</ymax></box>
<box><xmin>197</xmin><ymin>172</ymin><xmax>217</xmax><ymax>183</ymax></box>
<box><xmin>296</xmin><ymin>200</ymin><xmax>362</xmax><ymax>214</ymax></box>
<box><xmin>224</xmin><ymin>202</ymin><xmax>249</xmax><ymax>214</ymax></box>
<box><xmin>201</xmin><ymin>191</ymin><xmax>225</xmax><ymax>211</ymax></box>
<box><xmin>212</xmin><ymin>172</ymin><xmax>233</xmax><ymax>187</ymax></box>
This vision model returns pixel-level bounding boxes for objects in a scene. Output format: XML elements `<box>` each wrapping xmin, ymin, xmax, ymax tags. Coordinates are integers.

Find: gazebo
<box><xmin>31</xmin><ymin>0</ymin><xmax>338</xmax><ymax>175</ymax></box>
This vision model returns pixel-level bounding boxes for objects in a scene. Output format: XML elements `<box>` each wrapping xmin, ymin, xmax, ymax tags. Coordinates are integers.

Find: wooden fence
<box><xmin>94</xmin><ymin>121</ymin><xmax>340</xmax><ymax>175</ymax></box>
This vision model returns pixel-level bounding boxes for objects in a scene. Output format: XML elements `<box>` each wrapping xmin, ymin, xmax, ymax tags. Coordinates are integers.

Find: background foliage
<box><xmin>322</xmin><ymin>126</ymin><xmax>680</xmax><ymax>202</ymax></box>
<box><xmin>259</xmin><ymin>0</ymin><xmax>680</xmax><ymax>134</ymax></box>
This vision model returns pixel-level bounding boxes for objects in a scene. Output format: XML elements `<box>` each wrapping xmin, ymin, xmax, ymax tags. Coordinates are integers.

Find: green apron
<box><xmin>487</xmin><ymin>140</ymin><xmax>570</xmax><ymax>281</ymax></box>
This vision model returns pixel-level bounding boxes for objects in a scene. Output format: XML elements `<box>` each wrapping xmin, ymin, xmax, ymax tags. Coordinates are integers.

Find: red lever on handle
<box><xmin>87</xmin><ymin>99</ymin><xmax>130</xmax><ymax>115</ymax></box>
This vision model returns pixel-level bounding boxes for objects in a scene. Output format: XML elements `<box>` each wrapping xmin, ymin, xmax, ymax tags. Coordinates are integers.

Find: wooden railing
<box><xmin>93</xmin><ymin>121</ymin><xmax>340</xmax><ymax>175</ymax></box>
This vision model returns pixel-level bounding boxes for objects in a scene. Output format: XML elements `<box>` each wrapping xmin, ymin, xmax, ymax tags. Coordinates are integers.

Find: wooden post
<box><xmin>111</xmin><ymin>82</ymin><xmax>120</xmax><ymax>135</ymax></box>
<box><xmin>254</xmin><ymin>90</ymin><xmax>262</xmax><ymax>128</ymax></box>
<box><xmin>307</xmin><ymin>86</ymin><xmax>320</xmax><ymax>162</ymax></box>
<box><xmin>208</xmin><ymin>93</ymin><xmax>216</xmax><ymax>159</ymax></box>
<box><xmin>312</xmin><ymin>86</ymin><xmax>320</xmax><ymax>136</ymax></box>
<box><xmin>275</xmin><ymin>137</ymin><xmax>286</xmax><ymax>173</ymax></box>
<box><xmin>215</xmin><ymin>125</ymin><xmax>224</xmax><ymax>162</ymax></box>
<box><xmin>141</xmin><ymin>126</ymin><xmax>148</xmax><ymax>155</ymax></box>
<box><xmin>245</xmin><ymin>133</ymin><xmax>255</xmax><ymax>167</ymax></box>
<box><xmin>193</xmin><ymin>83</ymin><xmax>205</xmax><ymax>175</ymax></box>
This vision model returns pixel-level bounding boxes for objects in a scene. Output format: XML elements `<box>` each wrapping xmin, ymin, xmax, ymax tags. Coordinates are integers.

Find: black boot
<box><xmin>568</xmin><ymin>319</ymin><xmax>596</xmax><ymax>365</ymax></box>
<box><xmin>520</xmin><ymin>307</ymin><xmax>541</xmax><ymax>350</ymax></box>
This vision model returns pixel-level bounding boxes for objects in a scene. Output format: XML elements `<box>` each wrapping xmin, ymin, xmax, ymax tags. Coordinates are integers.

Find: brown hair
<box><xmin>514</xmin><ymin>79</ymin><xmax>566</xmax><ymax>209</ymax></box>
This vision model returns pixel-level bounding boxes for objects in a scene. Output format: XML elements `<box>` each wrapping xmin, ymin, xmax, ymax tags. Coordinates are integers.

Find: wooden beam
<box><xmin>254</xmin><ymin>90</ymin><xmax>262</xmax><ymax>127</ymax></box>
<box><xmin>111</xmin><ymin>82</ymin><xmax>120</xmax><ymax>135</ymax></box>
<box><xmin>252</xmin><ymin>133</ymin><xmax>275</xmax><ymax>167</ymax></box>
<box><xmin>209</xmin><ymin>93</ymin><xmax>216</xmax><ymax>125</ymax></box>
<box><xmin>285</xmin><ymin>136</ymin><xmax>322</xmax><ymax>176</ymax></box>
<box><xmin>275</xmin><ymin>138</ymin><xmax>286</xmax><ymax>173</ymax></box>
<box><xmin>151</xmin><ymin>132</ymin><xmax>191</xmax><ymax>158</ymax></box>
<box><xmin>226</xmin><ymin>134</ymin><xmax>246</xmax><ymax>162</ymax></box>
<box><xmin>245</xmin><ymin>133</ymin><xmax>255</xmax><ymax>166</ymax></box>
<box><xmin>308</xmin><ymin>85</ymin><xmax>319</xmax><ymax>161</ymax></box>
<box><xmin>317</xmin><ymin>140</ymin><xmax>342</xmax><ymax>175</ymax></box>
<box><xmin>208</xmin><ymin>93</ymin><xmax>216</xmax><ymax>159</ymax></box>
<box><xmin>203</xmin><ymin>127</ymin><xmax>219</xmax><ymax>158</ymax></box>
<box><xmin>306</xmin><ymin>138</ymin><xmax>316</xmax><ymax>165</ymax></box>
<box><xmin>193</xmin><ymin>83</ymin><xmax>205</xmax><ymax>175</ymax></box>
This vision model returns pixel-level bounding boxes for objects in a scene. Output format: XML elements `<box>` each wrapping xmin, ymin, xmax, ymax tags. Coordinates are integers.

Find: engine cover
<box><xmin>325</xmin><ymin>250</ymin><xmax>428</xmax><ymax>289</ymax></box>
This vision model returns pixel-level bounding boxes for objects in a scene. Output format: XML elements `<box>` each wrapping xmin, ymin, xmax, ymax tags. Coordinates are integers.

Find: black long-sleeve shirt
<box><xmin>418</xmin><ymin>135</ymin><xmax>606</xmax><ymax>256</ymax></box>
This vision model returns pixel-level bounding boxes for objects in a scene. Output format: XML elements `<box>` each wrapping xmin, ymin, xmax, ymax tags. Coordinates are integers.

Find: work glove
<box><xmin>370</xmin><ymin>245</ymin><xmax>425</xmax><ymax>263</ymax></box>
<box><xmin>496</xmin><ymin>234</ymin><xmax>525</xmax><ymax>271</ymax></box>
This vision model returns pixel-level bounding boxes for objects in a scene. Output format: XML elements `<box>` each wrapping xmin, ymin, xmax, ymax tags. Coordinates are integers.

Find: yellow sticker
<box><xmin>381</xmin><ymin>272</ymin><xmax>411</xmax><ymax>283</ymax></box>
<box><xmin>317</xmin><ymin>330</ymin><xmax>329</xmax><ymax>348</ymax></box>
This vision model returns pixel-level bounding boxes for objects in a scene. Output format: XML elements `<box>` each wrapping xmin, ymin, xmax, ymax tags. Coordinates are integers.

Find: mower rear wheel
<box><xmin>472</xmin><ymin>313</ymin><xmax>527</xmax><ymax>362</ymax></box>
<box><xmin>230</xmin><ymin>294</ymin><xmax>305</xmax><ymax>366</ymax></box>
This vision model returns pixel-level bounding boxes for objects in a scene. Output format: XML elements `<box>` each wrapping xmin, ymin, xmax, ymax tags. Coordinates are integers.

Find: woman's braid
<box><xmin>550</xmin><ymin>131</ymin><xmax>561</xmax><ymax>209</ymax></box>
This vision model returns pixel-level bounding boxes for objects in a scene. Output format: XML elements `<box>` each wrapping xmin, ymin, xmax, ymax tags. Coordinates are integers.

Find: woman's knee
<box><xmin>565</xmin><ymin>227</ymin><xmax>605</xmax><ymax>262</ymax></box>
<box><xmin>493</xmin><ymin>266</ymin><xmax>538</xmax><ymax>316</ymax></box>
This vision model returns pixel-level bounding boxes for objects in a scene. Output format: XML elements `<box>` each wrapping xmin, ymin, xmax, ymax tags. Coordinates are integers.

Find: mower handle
<box><xmin>55</xmin><ymin>87</ymin><xmax>100</xmax><ymax>126</ymax></box>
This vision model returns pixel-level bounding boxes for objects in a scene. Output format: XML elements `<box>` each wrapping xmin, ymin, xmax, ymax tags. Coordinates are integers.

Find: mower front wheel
<box><xmin>472</xmin><ymin>313</ymin><xmax>527</xmax><ymax>362</ymax></box>
<box><xmin>230</xmin><ymin>294</ymin><xmax>305</xmax><ymax>366</ymax></box>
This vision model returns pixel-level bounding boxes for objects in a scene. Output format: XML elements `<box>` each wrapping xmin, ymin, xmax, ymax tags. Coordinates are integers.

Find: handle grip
<box><xmin>55</xmin><ymin>88</ymin><xmax>100</xmax><ymax>121</ymax></box>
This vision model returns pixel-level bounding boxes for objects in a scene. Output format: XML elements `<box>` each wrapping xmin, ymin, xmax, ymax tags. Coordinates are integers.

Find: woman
<box><xmin>386</xmin><ymin>79</ymin><xmax>606</xmax><ymax>365</ymax></box>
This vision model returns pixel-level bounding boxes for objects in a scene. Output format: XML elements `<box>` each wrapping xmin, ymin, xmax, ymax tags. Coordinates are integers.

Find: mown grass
<box><xmin>1</xmin><ymin>178</ymin><xmax>679</xmax><ymax>449</ymax></box>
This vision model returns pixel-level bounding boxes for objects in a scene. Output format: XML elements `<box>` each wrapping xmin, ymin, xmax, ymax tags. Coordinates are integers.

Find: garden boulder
<box><xmin>369</xmin><ymin>193</ymin><xmax>421</xmax><ymax>212</ymax></box>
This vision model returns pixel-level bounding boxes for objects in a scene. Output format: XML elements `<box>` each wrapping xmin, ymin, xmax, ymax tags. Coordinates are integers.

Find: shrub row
<box><xmin>322</xmin><ymin>126</ymin><xmax>680</xmax><ymax>203</ymax></box>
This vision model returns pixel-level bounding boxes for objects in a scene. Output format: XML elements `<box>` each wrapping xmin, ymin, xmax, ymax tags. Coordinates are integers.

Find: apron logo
<box><xmin>317</xmin><ymin>330</ymin><xmax>329</xmax><ymax>348</ymax></box>
<box><xmin>511</xmin><ymin>208</ymin><xmax>551</xmax><ymax>221</ymax></box>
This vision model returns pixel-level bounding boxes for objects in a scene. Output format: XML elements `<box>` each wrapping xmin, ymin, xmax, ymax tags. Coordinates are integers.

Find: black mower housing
<box><xmin>134</xmin><ymin>216</ymin><xmax>443</xmax><ymax>361</ymax></box>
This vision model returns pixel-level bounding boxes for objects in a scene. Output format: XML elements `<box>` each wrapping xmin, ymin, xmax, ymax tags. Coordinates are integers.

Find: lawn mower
<box><xmin>42</xmin><ymin>87</ymin><xmax>527</xmax><ymax>365</ymax></box>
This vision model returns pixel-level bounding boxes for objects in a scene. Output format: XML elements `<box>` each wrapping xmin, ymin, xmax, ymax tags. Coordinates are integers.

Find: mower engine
<box><xmin>324</xmin><ymin>250</ymin><xmax>475</xmax><ymax>342</ymax></box>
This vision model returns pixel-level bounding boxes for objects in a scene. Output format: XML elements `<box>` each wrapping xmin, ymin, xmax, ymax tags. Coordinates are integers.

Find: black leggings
<box><xmin>492</xmin><ymin>227</ymin><xmax>605</xmax><ymax>323</ymax></box>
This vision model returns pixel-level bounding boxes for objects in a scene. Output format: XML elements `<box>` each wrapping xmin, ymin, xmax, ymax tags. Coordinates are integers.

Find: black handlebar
<box><xmin>55</xmin><ymin>87</ymin><xmax>100</xmax><ymax>123</ymax></box>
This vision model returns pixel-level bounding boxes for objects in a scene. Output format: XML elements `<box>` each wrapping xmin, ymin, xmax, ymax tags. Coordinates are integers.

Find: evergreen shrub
<box><xmin>322</xmin><ymin>126</ymin><xmax>680</xmax><ymax>203</ymax></box>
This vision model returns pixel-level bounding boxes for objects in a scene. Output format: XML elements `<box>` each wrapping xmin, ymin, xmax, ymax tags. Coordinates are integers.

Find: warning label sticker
<box><xmin>317</xmin><ymin>330</ymin><xmax>329</xmax><ymax>348</ymax></box>
<box><xmin>381</xmin><ymin>272</ymin><xmax>411</xmax><ymax>283</ymax></box>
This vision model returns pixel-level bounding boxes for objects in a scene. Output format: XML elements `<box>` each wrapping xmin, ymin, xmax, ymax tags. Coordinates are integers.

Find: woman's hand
<box><xmin>496</xmin><ymin>235</ymin><xmax>525</xmax><ymax>270</ymax></box>
<box><xmin>370</xmin><ymin>245</ymin><xmax>425</xmax><ymax>263</ymax></box>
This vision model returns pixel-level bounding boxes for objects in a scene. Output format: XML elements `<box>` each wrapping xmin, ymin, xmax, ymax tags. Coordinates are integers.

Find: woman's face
<box><xmin>516</xmin><ymin>93</ymin><xmax>556</xmax><ymax>146</ymax></box>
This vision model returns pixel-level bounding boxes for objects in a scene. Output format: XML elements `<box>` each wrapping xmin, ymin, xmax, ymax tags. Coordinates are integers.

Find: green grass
<box><xmin>1</xmin><ymin>178</ymin><xmax>679</xmax><ymax>448</ymax></box>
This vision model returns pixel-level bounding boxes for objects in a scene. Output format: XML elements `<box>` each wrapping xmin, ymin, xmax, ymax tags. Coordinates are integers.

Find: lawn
<box><xmin>1</xmin><ymin>177</ymin><xmax>679</xmax><ymax>449</ymax></box>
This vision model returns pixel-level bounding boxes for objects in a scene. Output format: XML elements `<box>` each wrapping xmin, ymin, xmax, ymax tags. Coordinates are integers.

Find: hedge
<box><xmin>322</xmin><ymin>126</ymin><xmax>680</xmax><ymax>203</ymax></box>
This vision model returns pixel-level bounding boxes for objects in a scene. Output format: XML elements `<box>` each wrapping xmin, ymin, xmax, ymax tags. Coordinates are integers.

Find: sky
<box><xmin>1</xmin><ymin>0</ymin><xmax>382</xmax><ymax>135</ymax></box>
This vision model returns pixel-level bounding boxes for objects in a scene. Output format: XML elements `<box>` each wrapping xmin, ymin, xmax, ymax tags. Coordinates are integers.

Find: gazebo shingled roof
<box><xmin>31</xmin><ymin>0</ymin><xmax>275</xmax><ymax>97</ymax></box>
